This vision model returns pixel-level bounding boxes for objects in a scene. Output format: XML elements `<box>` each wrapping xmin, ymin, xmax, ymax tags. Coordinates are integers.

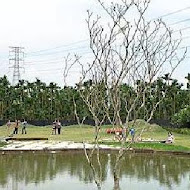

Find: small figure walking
<box><xmin>6</xmin><ymin>120</ymin><xmax>11</xmax><ymax>134</ymax></box>
<box><xmin>129</xmin><ymin>128</ymin><xmax>135</xmax><ymax>142</ymax></box>
<box><xmin>52</xmin><ymin>120</ymin><xmax>57</xmax><ymax>135</ymax></box>
<box><xmin>57</xmin><ymin>120</ymin><xmax>62</xmax><ymax>135</ymax></box>
<box><xmin>13</xmin><ymin>120</ymin><xmax>19</xmax><ymax>135</ymax></box>
<box><xmin>22</xmin><ymin>119</ymin><xmax>27</xmax><ymax>134</ymax></box>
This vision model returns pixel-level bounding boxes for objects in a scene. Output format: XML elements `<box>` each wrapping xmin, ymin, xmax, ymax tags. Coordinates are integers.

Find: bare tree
<box><xmin>63</xmin><ymin>54</ymin><xmax>80</xmax><ymax>87</ymax></box>
<box><xmin>66</xmin><ymin>0</ymin><xmax>186</xmax><ymax>189</ymax></box>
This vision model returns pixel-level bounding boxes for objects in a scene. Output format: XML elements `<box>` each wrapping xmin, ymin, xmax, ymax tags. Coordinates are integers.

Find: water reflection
<box><xmin>113</xmin><ymin>154</ymin><xmax>190</xmax><ymax>188</ymax></box>
<box><xmin>0</xmin><ymin>151</ymin><xmax>189</xmax><ymax>190</ymax></box>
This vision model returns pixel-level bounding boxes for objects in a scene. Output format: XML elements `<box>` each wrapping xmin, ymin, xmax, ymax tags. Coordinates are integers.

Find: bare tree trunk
<box><xmin>113</xmin><ymin>177</ymin><xmax>120</xmax><ymax>190</ymax></box>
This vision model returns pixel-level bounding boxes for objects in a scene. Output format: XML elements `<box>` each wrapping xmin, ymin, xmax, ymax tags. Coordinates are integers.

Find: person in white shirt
<box><xmin>22</xmin><ymin>119</ymin><xmax>27</xmax><ymax>134</ymax></box>
<box><xmin>56</xmin><ymin>120</ymin><xmax>62</xmax><ymax>135</ymax></box>
<box><xmin>166</xmin><ymin>132</ymin><xmax>174</xmax><ymax>143</ymax></box>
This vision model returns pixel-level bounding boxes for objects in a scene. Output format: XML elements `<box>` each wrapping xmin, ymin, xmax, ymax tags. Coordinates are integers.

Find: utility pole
<box><xmin>9</xmin><ymin>46</ymin><xmax>24</xmax><ymax>86</ymax></box>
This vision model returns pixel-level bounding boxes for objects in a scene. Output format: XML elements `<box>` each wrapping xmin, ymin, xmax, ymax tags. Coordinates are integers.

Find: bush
<box><xmin>172</xmin><ymin>106</ymin><xmax>190</xmax><ymax>128</ymax></box>
<box><xmin>165</xmin><ymin>127</ymin><xmax>190</xmax><ymax>135</ymax></box>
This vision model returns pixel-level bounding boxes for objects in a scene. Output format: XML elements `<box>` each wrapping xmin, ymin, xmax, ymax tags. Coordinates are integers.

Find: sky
<box><xmin>0</xmin><ymin>0</ymin><xmax>190</xmax><ymax>87</ymax></box>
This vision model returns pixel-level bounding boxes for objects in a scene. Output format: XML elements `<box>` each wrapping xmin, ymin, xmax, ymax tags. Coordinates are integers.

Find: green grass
<box><xmin>0</xmin><ymin>124</ymin><xmax>111</xmax><ymax>142</ymax></box>
<box><xmin>101</xmin><ymin>141</ymin><xmax>190</xmax><ymax>152</ymax></box>
<box><xmin>0</xmin><ymin>120</ymin><xmax>190</xmax><ymax>152</ymax></box>
<box><xmin>131</xmin><ymin>142</ymin><xmax>190</xmax><ymax>151</ymax></box>
<box><xmin>0</xmin><ymin>141</ymin><xmax>7</xmax><ymax>147</ymax></box>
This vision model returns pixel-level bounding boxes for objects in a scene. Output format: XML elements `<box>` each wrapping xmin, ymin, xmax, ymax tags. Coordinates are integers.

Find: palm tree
<box><xmin>185</xmin><ymin>73</ymin><xmax>190</xmax><ymax>89</ymax></box>
<box><xmin>0</xmin><ymin>76</ymin><xmax>10</xmax><ymax>119</ymax></box>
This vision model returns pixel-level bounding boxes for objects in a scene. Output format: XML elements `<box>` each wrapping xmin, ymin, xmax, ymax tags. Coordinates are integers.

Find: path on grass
<box><xmin>0</xmin><ymin>141</ymin><xmax>116</xmax><ymax>151</ymax></box>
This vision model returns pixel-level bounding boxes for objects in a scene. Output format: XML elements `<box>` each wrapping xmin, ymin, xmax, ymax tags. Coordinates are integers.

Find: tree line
<box><xmin>0</xmin><ymin>74</ymin><xmax>189</xmax><ymax>124</ymax></box>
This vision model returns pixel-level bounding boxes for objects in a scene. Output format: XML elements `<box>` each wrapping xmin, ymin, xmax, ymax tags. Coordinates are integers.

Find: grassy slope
<box><xmin>0</xmin><ymin>120</ymin><xmax>189</xmax><ymax>151</ymax></box>
<box><xmin>101</xmin><ymin>120</ymin><xmax>190</xmax><ymax>151</ymax></box>
<box><xmin>131</xmin><ymin>120</ymin><xmax>190</xmax><ymax>148</ymax></box>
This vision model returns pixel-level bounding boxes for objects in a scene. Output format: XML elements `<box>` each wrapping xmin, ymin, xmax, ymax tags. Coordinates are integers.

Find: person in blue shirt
<box><xmin>129</xmin><ymin>128</ymin><xmax>135</xmax><ymax>142</ymax></box>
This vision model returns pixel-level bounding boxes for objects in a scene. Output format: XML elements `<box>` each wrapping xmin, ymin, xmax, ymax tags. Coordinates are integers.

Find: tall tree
<box><xmin>67</xmin><ymin>0</ymin><xmax>186</xmax><ymax>189</ymax></box>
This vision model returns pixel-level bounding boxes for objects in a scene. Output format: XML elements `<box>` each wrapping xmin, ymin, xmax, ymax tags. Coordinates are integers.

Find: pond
<box><xmin>0</xmin><ymin>151</ymin><xmax>189</xmax><ymax>190</ymax></box>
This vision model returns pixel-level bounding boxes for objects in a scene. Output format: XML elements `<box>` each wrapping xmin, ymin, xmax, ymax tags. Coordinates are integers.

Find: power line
<box><xmin>26</xmin><ymin>51</ymin><xmax>92</xmax><ymax>64</ymax></box>
<box><xmin>25</xmin><ymin>33</ymin><xmax>190</xmax><ymax>64</ymax></box>
<box><xmin>24</xmin><ymin>28</ymin><xmax>190</xmax><ymax>69</ymax></box>
<box><xmin>1</xmin><ymin>6</ymin><xmax>190</xmax><ymax>81</ymax></box>
<box><xmin>21</xmin><ymin>7</ymin><xmax>190</xmax><ymax>59</ymax></box>
<box><xmin>154</xmin><ymin>6</ymin><xmax>190</xmax><ymax>20</ymax></box>
<box><xmin>168</xmin><ymin>18</ymin><xmax>190</xmax><ymax>26</ymax></box>
<box><xmin>30</xmin><ymin>6</ymin><xmax>190</xmax><ymax>55</ymax></box>
<box><xmin>26</xmin><ymin>60</ymin><xmax>63</xmax><ymax>65</ymax></box>
<box><xmin>26</xmin><ymin>69</ymin><xmax>80</xmax><ymax>74</ymax></box>
<box><xmin>25</xmin><ymin>51</ymin><xmax>190</xmax><ymax>74</ymax></box>
<box><xmin>26</xmin><ymin>45</ymin><xmax>90</xmax><ymax>58</ymax></box>
<box><xmin>29</xmin><ymin>68</ymin><xmax>63</xmax><ymax>72</ymax></box>
<box><xmin>0</xmin><ymin>5</ymin><xmax>184</xmax><ymax>63</ymax></box>
<box><xmin>25</xmin><ymin>25</ymin><xmax>190</xmax><ymax>59</ymax></box>
<box><xmin>27</xmin><ymin>39</ymin><xmax>89</xmax><ymax>55</ymax></box>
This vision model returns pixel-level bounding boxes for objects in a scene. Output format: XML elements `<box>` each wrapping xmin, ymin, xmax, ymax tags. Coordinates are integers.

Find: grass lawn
<box><xmin>0</xmin><ymin>124</ymin><xmax>110</xmax><ymax>142</ymax></box>
<box><xmin>0</xmin><ymin>142</ymin><xmax>6</xmax><ymax>147</ymax></box>
<box><xmin>0</xmin><ymin>120</ymin><xmax>189</xmax><ymax>151</ymax></box>
<box><xmin>101</xmin><ymin>141</ymin><xmax>190</xmax><ymax>152</ymax></box>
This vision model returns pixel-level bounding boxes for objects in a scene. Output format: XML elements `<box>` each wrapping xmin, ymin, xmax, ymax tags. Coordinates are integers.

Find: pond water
<box><xmin>0</xmin><ymin>151</ymin><xmax>189</xmax><ymax>190</ymax></box>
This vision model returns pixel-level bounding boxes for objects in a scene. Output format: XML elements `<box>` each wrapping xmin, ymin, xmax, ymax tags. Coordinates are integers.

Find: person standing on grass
<box><xmin>57</xmin><ymin>120</ymin><xmax>62</xmax><ymax>135</ymax></box>
<box><xmin>130</xmin><ymin>128</ymin><xmax>135</xmax><ymax>142</ymax></box>
<box><xmin>52</xmin><ymin>120</ymin><xmax>57</xmax><ymax>135</ymax></box>
<box><xmin>22</xmin><ymin>119</ymin><xmax>27</xmax><ymax>134</ymax></box>
<box><xmin>13</xmin><ymin>120</ymin><xmax>19</xmax><ymax>134</ymax></box>
<box><xmin>6</xmin><ymin>120</ymin><xmax>11</xmax><ymax>134</ymax></box>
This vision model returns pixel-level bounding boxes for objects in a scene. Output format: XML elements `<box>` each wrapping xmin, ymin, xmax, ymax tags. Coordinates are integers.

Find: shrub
<box><xmin>172</xmin><ymin>106</ymin><xmax>190</xmax><ymax>128</ymax></box>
